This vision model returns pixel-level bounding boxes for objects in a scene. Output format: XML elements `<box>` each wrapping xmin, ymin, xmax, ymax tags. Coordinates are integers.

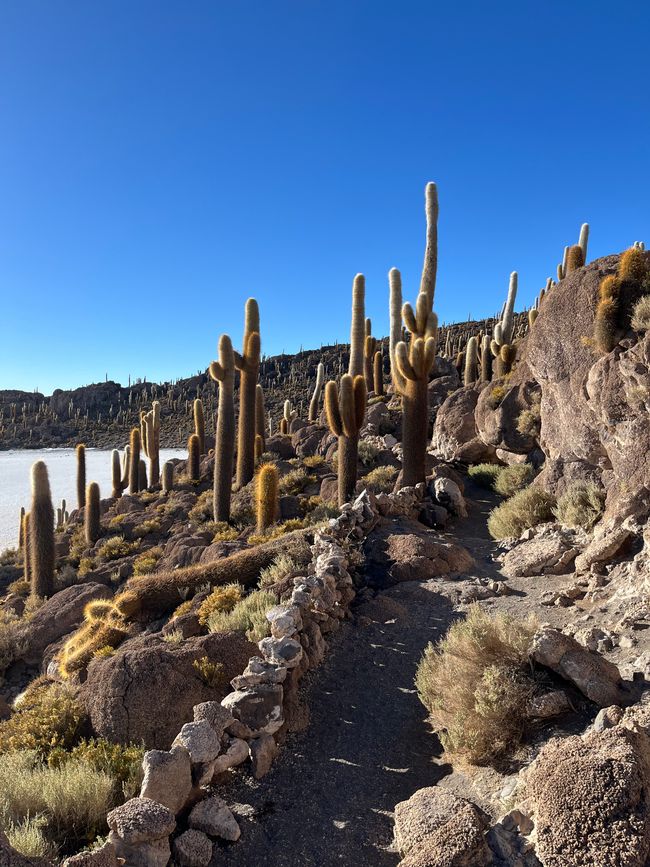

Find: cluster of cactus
<box><xmin>59</xmin><ymin>593</ymin><xmax>136</xmax><ymax>678</ymax></box>
<box><xmin>279</xmin><ymin>399</ymin><xmax>297</xmax><ymax>435</ymax></box>
<box><xmin>325</xmin><ymin>374</ymin><xmax>367</xmax><ymax>504</ymax></box>
<box><xmin>56</xmin><ymin>498</ymin><xmax>69</xmax><ymax>528</ymax></box>
<box><xmin>389</xmin><ymin>182</ymin><xmax>439</xmax><ymax>487</ymax></box>
<box><xmin>209</xmin><ymin>335</ymin><xmax>236</xmax><ymax>521</ymax></box>
<box><xmin>128</xmin><ymin>427</ymin><xmax>141</xmax><ymax>494</ymax></box>
<box><xmin>141</xmin><ymin>401</ymin><xmax>161</xmax><ymax>485</ymax></box>
<box><xmin>235</xmin><ymin>299</ymin><xmax>261</xmax><ymax>488</ymax></box>
<box><xmin>594</xmin><ymin>247</ymin><xmax>649</xmax><ymax>353</ymax></box>
<box><xmin>557</xmin><ymin>223</ymin><xmax>589</xmax><ymax>281</ymax></box>
<box><xmin>111</xmin><ymin>446</ymin><xmax>130</xmax><ymax>498</ymax></box>
<box><xmin>490</xmin><ymin>272</ymin><xmax>519</xmax><ymax>377</ymax></box>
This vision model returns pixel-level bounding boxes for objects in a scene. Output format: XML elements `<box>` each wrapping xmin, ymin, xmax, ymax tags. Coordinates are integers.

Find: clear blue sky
<box><xmin>1</xmin><ymin>1</ymin><xmax>649</xmax><ymax>394</ymax></box>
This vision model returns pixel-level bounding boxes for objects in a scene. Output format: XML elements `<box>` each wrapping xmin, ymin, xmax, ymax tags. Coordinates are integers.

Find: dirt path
<box><xmin>215</xmin><ymin>485</ymin><xmax>502</xmax><ymax>866</ymax></box>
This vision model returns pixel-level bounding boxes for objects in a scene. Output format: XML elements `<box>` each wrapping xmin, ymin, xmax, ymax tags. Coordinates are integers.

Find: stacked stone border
<box><xmin>64</xmin><ymin>485</ymin><xmax>426</xmax><ymax>867</ymax></box>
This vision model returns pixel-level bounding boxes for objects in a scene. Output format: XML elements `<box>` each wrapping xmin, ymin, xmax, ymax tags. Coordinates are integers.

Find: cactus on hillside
<box><xmin>364</xmin><ymin>318</ymin><xmax>377</xmax><ymax>392</ymax></box>
<box><xmin>143</xmin><ymin>401</ymin><xmax>161</xmax><ymax>485</ymax></box>
<box><xmin>111</xmin><ymin>449</ymin><xmax>126</xmax><ymax>498</ymax></box>
<box><xmin>76</xmin><ymin>444</ymin><xmax>86</xmax><ymax>510</ymax></box>
<box><xmin>85</xmin><ymin>481</ymin><xmax>101</xmax><ymax>546</ymax></box>
<box><xmin>463</xmin><ymin>336</ymin><xmax>479</xmax><ymax>386</ymax></box>
<box><xmin>480</xmin><ymin>335</ymin><xmax>492</xmax><ymax>382</ymax></box>
<box><xmin>209</xmin><ymin>334</ymin><xmax>236</xmax><ymax>522</ymax></box>
<box><xmin>579</xmin><ymin>223</ymin><xmax>590</xmax><ymax>263</ymax></box>
<box><xmin>30</xmin><ymin>460</ymin><xmax>55</xmax><ymax>598</ymax></box>
<box><xmin>566</xmin><ymin>245</ymin><xmax>585</xmax><ymax>273</ymax></box>
<box><xmin>373</xmin><ymin>350</ymin><xmax>384</xmax><ymax>396</ymax></box>
<box><xmin>390</xmin><ymin>183</ymin><xmax>439</xmax><ymax>487</ymax></box>
<box><xmin>188</xmin><ymin>433</ymin><xmax>201</xmax><ymax>482</ymax></box>
<box><xmin>594</xmin><ymin>249</ymin><xmax>649</xmax><ymax>352</ymax></box>
<box><xmin>325</xmin><ymin>374</ymin><xmax>367</xmax><ymax>505</ymax></box>
<box><xmin>129</xmin><ymin>428</ymin><xmax>141</xmax><ymax>494</ymax></box>
<box><xmin>162</xmin><ymin>461</ymin><xmax>174</xmax><ymax>493</ymax></box>
<box><xmin>138</xmin><ymin>460</ymin><xmax>148</xmax><ymax>491</ymax></box>
<box><xmin>348</xmin><ymin>274</ymin><xmax>366</xmax><ymax>378</ymax></box>
<box><xmin>256</xmin><ymin>462</ymin><xmax>279</xmax><ymax>533</ymax></box>
<box><xmin>255</xmin><ymin>385</ymin><xmax>266</xmax><ymax>453</ymax></box>
<box><xmin>22</xmin><ymin>512</ymin><xmax>31</xmax><ymax>584</ymax></box>
<box><xmin>279</xmin><ymin>399</ymin><xmax>296</xmax><ymax>435</ymax></box>
<box><xmin>235</xmin><ymin>298</ymin><xmax>261</xmax><ymax>488</ymax></box>
<box><xmin>308</xmin><ymin>362</ymin><xmax>326</xmax><ymax>422</ymax></box>
<box><xmin>194</xmin><ymin>398</ymin><xmax>206</xmax><ymax>454</ymax></box>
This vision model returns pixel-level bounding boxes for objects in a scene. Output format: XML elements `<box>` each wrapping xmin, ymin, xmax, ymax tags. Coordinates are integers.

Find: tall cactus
<box><xmin>255</xmin><ymin>385</ymin><xmax>266</xmax><ymax>453</ymax></box>
<box><xmin>188</xmin><ymin>434</ymin><xmax>201</xmax><ymax>482</ymax></box>
<box><xmin>162</xmin><ymin>461</ymin><xmax>174</xmax><ymax>493</ymax></box>
<box><xmin>348</xmin><ymin>274</ymin><xmax>366</xmax><ymax>377</ymax></box>
<box><xmin>364</xmin><ymin>318</ymin><xmax>377</xmax><ymax>393</ymax></box>
<box><xmin>373</xmin><ymin>350</ymin><xmax>384</xmax><ymax>396</ymax></box>
<box><xmin>308</xmin><ymin>362</ymin><xmax>325</xmax><ymax>422</ymax></box>
<box><xmin>480</xmin><ymin>335</ymin><xmax>492</xmax><ymax>383</ymax></box>
<box><xmin>235</xmin><ymin>298</ymin><xmax>261</xmax><ymax>488</ymax></box>
<box><xmin>579</xmin><ymin>223</ymin><xmax>590</xmax><ymax>263</ymax></box>
<box><xmin>22</xmin><ymin>511</ymin><xmax>31</xmax><ymax>585</ymax></box>
<box><xmin>256</xmin><ymin>462</ymin><xmax>279</xmax><ymax>533</ymax></box>
<box><xmin>143</xmin><ymin>402</ymin><xmax>161</xmax><ymax>485</ymax></box>
<box><xmin>85</xmin><ymin>482</ymin><xmax>101</xmax><ymax>546</ymax></box>
<box><xmin>491</xmin><ymin>272</ymin><xmax>518</xmax><ymax>378</ymax></box>
<box><xmin>30</xmin><ymin>461</ymin><xmax>55</xmax><ymax>598</ymax></box>
<box><xmin>279</xmin><ymin>400</ymin><xmax>296</xmax><ymax>435</ymax></box>
<box><xmin>325</xmin><ymin>374</ymin><xmax>367</xmax><ymax>505</ymax></box>
<box><xmin>464</xmin><ymin>336</ymin><xmax>479</xmax><ymax>386</ymax></box>
<box><xmin>128</xmin><ymin>428</ymin><xmax>141</xmax><ymax>494</ymax></box>
<box><xmin>194</xmin><ymin>399</ymin><xmax>205</xmax><ymax>455</ymax></box>
<box><xmin>209</xmin><ymin>334</ymin><xmax>236</xmax><ymax>522</ymax></box>
<box><xmin>111</xmin><ymin>449</ymin><xmax>127</xmax><ymax>498</ymax></box>
<box><xmin>391</xmin><ymin>182</ymin><xmax>439</xmax><ymax>487</ymax></box>
<box><xmin>76</xmin><ymin>444</ymin><xmax>86</xmax><ymax>510</ymax></box>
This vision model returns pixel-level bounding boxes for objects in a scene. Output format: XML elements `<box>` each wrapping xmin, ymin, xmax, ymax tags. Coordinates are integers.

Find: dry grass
<box><xmin>493</xmin><ymin>464</ymin><xmax>535</xmax><ymax>497</ymax></box>
<box><xmin>0</xmin><ymin>610</ymin><xmax>26</xmax><ymax>675</ymax></box>
<box><xmin>259</xmin><ymin>553</ymin><xmax>297</xmax><ymax>587</ymax></box>
<box><xmin>279</xmin><ymin>468</ymin><xmax>316</xmax><ymax>495</ymax></box>
<box><xmin>192</xmin><ymin>656</ymin><xmax>226</xmax><ymax>688</ymax></box>
<box><xmin>197</xmin><ymin>583</ymin><xmax>243</xmax><ymax>626</ymax></box>
<box><xmin>302</xmin><ymin>455</ymin><xmax>325</xmax><ymax>468</ymax></box>
<box><xmin>207</xmin><ymin>588</ymin><xmax>277</xmax><ymax>642</ymax></box>
<box><xmin>360</xmin><ymin>465</ymin><xmax>398</xmax><ymax>493</ymax></box>
<box><xmin>631</xmin><ymin>294</ymin><xmax>650</xmax><ymax>332</ymax></box>
<box><xmin>5</xmin><ymin>814</ymin><xmax>56</xmax><ymax>859</ymax></box>
<box><xmin>0</xmin><ymin>750</ymin><xmax>114</xmax><ymax>855</ymax></box>
<box><xmin>487</xmin><ymin>485</ymin><xmax>556</xmax><ymax>540</ymax></box>
<box><xmin>554</xmin><ymin>481</ymin><xmax>605</xmax><ymax>530</ymax></box>
<box><xmin>487</xmin><ymin>385</ymin><xmax>507</xmax><ymax>409</ymax></box>
<box><xmin>416</xmin><ymin>606</ymin><xmax>537</xmax><ymax>766</ymax></box>
<box><xmin>132</xmin><ymin>519</ymin><xmax>161</xmax><ymax>538</ymax></box>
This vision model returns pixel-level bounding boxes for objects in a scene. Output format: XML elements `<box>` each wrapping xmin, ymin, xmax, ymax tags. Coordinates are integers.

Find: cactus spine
<box><xmin>325</xmin><ymin>374</ymin><xmax>367</xmax><ymax>505</ymax></box>
<box><xmin>128</xmin><ymin>428</ymin><xmax>141</xmax><ymax>494</ymax></box>
<box><xmin>308</xmin><ymin>362</ymin><xmax>325</xmax><ymax>422</ymax></box>
<box><xmin>256</xmin><ymin>462</ymin><xmax>279</xmax><ymax>533</ymax></box>
<box><xmin>235</xmin><ymin>298</ymin><xmax>261</xmax><ymax>488</ymax></box>
<box><xmin>85</xmin><ymin>481</ymin><xmax>101</xmax><ymax>546</ymax></box>
<box><xmin>30</xmin><ymin>461</ymin><xmax>55</xmax><ymax>598</ymax></box>
<box><xmin>194</xmin><ymin>399</ymin><xmax>205</xmax><ymax>455</ymax></box>
<box><xmin>186</xmin><ymin>434</ymin><xmax>199</xmax><ymax>482</ymax></box>
<box><xmin>76</xmin><ymin>444</ymin><xmax>86</xmax><ymax>510</ymax></box>
<box><xmin>348</xmin><ymin>274</ymin><xmax>366</xmax><ymax>378</ymax></box>
<box><xmin>209</xmin><ymin>334</ymin><xmax>236</xmax><ymax>522</ymax></box>
<box><xmin>392</xmin><ymin>182</ymin><xmax>439</xmax><ymax>487</ymax></box>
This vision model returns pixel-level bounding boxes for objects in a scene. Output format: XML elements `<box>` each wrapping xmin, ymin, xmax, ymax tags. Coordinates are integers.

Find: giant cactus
<box><xmin>464</xmin><ymin>336</ymin><xmax>479</xmax><ymax>386</ymax></box>
<box><xmin>325</xmin><ymin>374</ymin><xmax>367</xmax><ymax>505</ymax></box>
<box><xmin>142</xmin><ymin>401</ymin><xmax>161</xmax><ymax>486</ymax></box>
<box><xmin>308</xmin><ymin>362</ymin><xmax>325</xmax><ymax>422</ymax></box>
<box><xmin>30</xmin><ymin>460</ymin><xmax>55</xmax><ymax>598</ymax></box>
<box><xmin>188</xmin><ymin>434</ymin><xmax>201</xmax><ymax>482</ymax></box>
<box><xmin>255</xmin><ymin>385</ymin><xmax>266</xmax><ymax>453</ymax></box>
<box><xmin>194</xmin><ymin>399</ymin><xmax>206</xmax><ymax>455</ymax></box>
<box><xmin>209</xmin><ymin>334</ymin><xmax>236</xmax><ymax>522</ymax></box>
<box><xmin>128</xmin><ymin>428</ymin><xmax>141</xmax><ymax>494</ymax></box>
<box><xmin>256</xmin><ymin>462</ymin><xmax>279</xmax><ymax>533</ymax></box>
<box><xmin>364</xmin><ymin>318</ymin><xmax>377</xmax><ymax>392</ymax></box>
<box><xmin>76</xmin><ymin>444</ymin><xmax>86</xmax><ymax>510</ymax></box>
<box><xmin>85</xmin><ymin>481</ymin><xmax>101</xmax><ymax>546</ymax></box>
<box><xmin>390</xmin><ymin>182</ymin><xmax>439</xmax><ymax>487</ymax></box>
<box><xmin>491</xmin><ymin>272</ymin><xmax>518</xmax><ymax>377</ymax></box>
<box><xmin>348</xmin><ymin>274</ymin><xmax>366</xmax><ymax>378</ymax></box>
<box><xmin>235</xmin><ymin>298</ymin><xmax>261</xmax><ymax>488</ymax></box>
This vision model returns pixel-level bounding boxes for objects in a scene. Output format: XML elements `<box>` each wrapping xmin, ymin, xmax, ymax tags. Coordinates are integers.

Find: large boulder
<box><xmin>393</xmin><ymin>787</ymin><xmax>490</xmax><ymax>867</ymax></box>
<box><xmin>474</xmin><ymin>370</ymin><xmax>540</xmax><ymax>455</ymax></box>
<box><xmin>524</xmin><ymin>727</ymin><xmax>650</xmax><ymax>866</ymax></box>
<box><xmin>364</xmin><ymin>517</ymin><xmax>474</xmax><ymax>584</ymax></box>
<box><xmin>81</xmin><ymin>631</ymin><xmax>256</xmax><ymax>748</ymax></box>
<box><xmin>431</xmin><ymin>387</ymin><xmax>496</xmax><ymax>463</ymax></box>
<box><xmin>501</xmin><ymin>535</ymin><xmax>579</xmax><ymax>578</ymax></box>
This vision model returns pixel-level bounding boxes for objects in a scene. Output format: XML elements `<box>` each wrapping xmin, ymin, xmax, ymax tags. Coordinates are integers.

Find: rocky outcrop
<box><xmin>81</xmin><ymin>632</ymin><xmax>256</xmax><ymax>748</ymax></box>
<box><xmin>393</xmin><ymin>787</ymin><xmax>490</xmax><ymax>867</ymax></box>
<box><xmin>431</xmin><ymin>387</ymin><xmax>496</xmax><ymax>463</ymax></box>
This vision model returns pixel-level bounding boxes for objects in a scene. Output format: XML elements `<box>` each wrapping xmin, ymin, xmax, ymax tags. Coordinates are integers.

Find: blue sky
<box><xmin>1</xmin><ymin>1</ymin><xmax>649</xmax><ymax>394</ymax></box>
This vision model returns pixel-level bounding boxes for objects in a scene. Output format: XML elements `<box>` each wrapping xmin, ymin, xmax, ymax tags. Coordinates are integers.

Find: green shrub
<box><xmin>467</xmin><ymin>463</ymin><xmax>501</xmax><ymax>489</ymax></box>
<box><xmin>487</xmin><ymin>385</ymin><xmax>507</xmax><ymax>409</ymax></box>
<box><xmin>516</xmin><ymin>394</ymin><xmax>541</xmax><ymax>438</ymax></box>
<box><xmin>416</xmin><ymin>606</ymin><xmax>536</xmax><ymax>766</ymax></box>
<box><xmin>192</xmin><ymin>657</ymin><xmax>226</xmax><ymax>688</ymax></box>
<box><xmin>360</xmin><ymin>465</ymin><xmax>398</xmax><ymax>493</ymax></box>
<box><xmin>554</xmin><ymin>482</ymin><xmax>605</xmax><ymax>530</ymax></box>
<box><xmin>0</xmin><ymin>684</ymin><xmax>86</xmax><ymax>757</ymax></box>
<box><xmin>487</xmin><ymin>485</ymin><xmax>556</xmax><ymax>540</ymax></box>
<box><xmin>96</xmin><ymin>536</ymin><xmax>139</xmax><ymax>562</ymax></box>
<box><xmin>207</xmin><ymin>589</ymin><xmax>277</xmax><ymax>642</ymax></box>
<box><xmin>494</xmin><ymin>464</ymin><xmax>535</xmax><ymax>497</ymax></box>
<box><xmin>5</xmin><ymin>814</ymin><xmax>56</xmax><ymax>859</ymax></box>
<box><xmin>188</xmin><ymin>490</ymin><xmax>213</xmax><ymax>525</ymax></box>
<box><xmin>259</xmin><ymin>553</ymin><xmax>297</xmax><ymax>588</ymax></box>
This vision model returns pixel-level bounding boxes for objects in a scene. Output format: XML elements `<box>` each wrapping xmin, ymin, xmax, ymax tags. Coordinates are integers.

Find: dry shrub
<box><xmin>207</xmin><ymin>589</ymin><xmax>277</xmax><ymax>642</ymax></box>
<box><xmin>5</xmin><ymin>814</ymin><xmax>55</xmax><ymax>859</ymax></box>
<box><xmin>494</xmin><ymin>463</ymin><xmax>535</xmax><ymax>497</ymax></box>
<box><xmin>49</xmin><ymin>738</ymin><xmax>144</xmax><ymax>801</ymax></box>
<box><xmin>259</xmin><ymin>553</ymin><xmax>297</xmax><ymax>587</ymax></box>
<box><xmin>0</xmin><ymin>750</ymin><xmax>113</xmax><ymax>854</ymax></box>
<box><xmin>467</xmin><ymin>463</ymin><xmax>501</xmax><ymax>489</ymax></box>
<box><xmin>96</xmin><ymin>536</ymin><xmax>138</xmax><ymax>562</ymax></box>
<box><xmin>279</xmin><ymin>468</ymin><xmax>316</xmax><ymax>495</ymax></box>
<box><xmin>487</xmin><ymin>485</ymin><xmax>556</xmax><ymax>540</ymax></box>
<box><xmin>554</xmin><ymin>482</ymin><xmax>605</xmax><ymax>530</ymax></box>
<box><xmin>197</xmin><ymin>583</ymin><xmax>243</xmax><ymax>626</ymax></box>
<box><xmin>516</xmin><ymin>394</ymin><xmax>541</xmax><ymax>437</ymax></box>
<box><xmin>487</xmin><ymin>385</ymin><xmax>507</xmax><ymax>409</ymax></box>
<box><xmin>302</xmin><ymin>455</ymin><xmax>325</xmax><ymax>468</ymax></box>
<box><xmin>0</xmin><ymin>684</ymin><xmax>86</xmax><ymax>757</ymax></box>
<box><xmin>0</xmin><ymin>610</ymin><xmax>26</xmax><ymax>675</ymax></box>
<box><xmin>132</xmin><ymin>546</ymin><xmax>163</xmax><ymax>576</ymax></box>
<box><xmin>416</xmin><ymin>606</ymin><xmax>536</xmax><ymax>766</ymax></box>
<box><xmin>631</xmin><ymin>294</ymin><xmax>650</xmax><ymax>332</ymax></box>
<box><xmin>361</xmin><ymin>465</ymin><xmax>398</xmax><ymax>493</ymax></box>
